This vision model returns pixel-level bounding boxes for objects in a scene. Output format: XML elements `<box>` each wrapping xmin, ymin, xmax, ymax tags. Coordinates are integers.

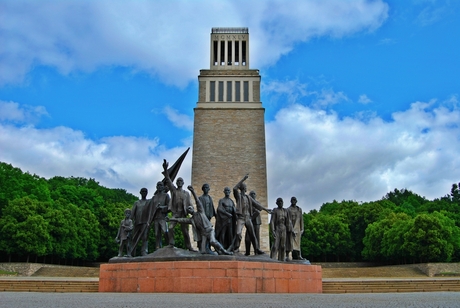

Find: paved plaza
<box><xmin>1</xmin><ymin>292</ymin><xmax>460</xmax><ymax>308</ymax></box>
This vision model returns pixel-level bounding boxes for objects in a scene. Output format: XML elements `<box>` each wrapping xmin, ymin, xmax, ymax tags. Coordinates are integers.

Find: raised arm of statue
<box><xmin>162</xmin><ymin>159</ymin><xmax>175</xmax><ymax>192</ymax></box>
<box><xmin>236</xmin><ymin>174</ymin><xmax>248</xmax><ymax>189</ymax></box>
<box><xmin>162</xmin><ymin>159</ymin><xmax>169</xmax><ymax>177</ymax></box>
<box><xmin>233</xmin><ymin>173</ymin><xmax>249</xmax><ymax>198</ymax></box>
<box><xmin>188</xmin><ymin>185</ymin><xmax>203</xmax><ymax>213</ymax></box>
<box><xmin>249</xmin><ymin>195</ymin><xmax>270</xmax><ymax>213</ymax></box>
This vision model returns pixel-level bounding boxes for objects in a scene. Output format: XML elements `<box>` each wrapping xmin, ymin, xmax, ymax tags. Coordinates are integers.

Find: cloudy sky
<box><xmin>1</xmin><ymin>0</ymin><xmax>459</xmax><ymax>212</ymax></box>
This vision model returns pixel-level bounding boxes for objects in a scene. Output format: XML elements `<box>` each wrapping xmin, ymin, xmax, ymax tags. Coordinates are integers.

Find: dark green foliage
<box><xmin>173</xmin><ymin>223</ymin><xmax>186</xmax><ymax>249</ymax></box>
<box><xmin>302</xmin><ymin>213</ymin><xmax>352</xmax><ymax>262</ymax></box>
<box><xmin>0</xmin><ymin>163</ymin><xmax>51</xmax><ymax>211</ymax></box>
<box><xmin>362</xmin><ymin>212</ymin><xmax>411</xmax><ymax>262</ymax></box>
<box><xmin>0</xmin><ymin>197</ymin><xmax>51</xmax><ymax>262</ymax></box>
<box><xmin>303</xmin><ymin>183</ymin><xmax>460</xmax><ymax>264</ymax></box>
<box><xmin>383</xmin><ymin>188</ymin><xmax>427</xmax><ymax>208</ymax></box>
<box><xmin>0</xmin><ymin>162</ymin><xmax>137</xmax><ymax>262</ymax></box>
<box><xmin>403</xmin><ymin>212</ymin><xmax>460</xmax><ymax>263</ymax></box>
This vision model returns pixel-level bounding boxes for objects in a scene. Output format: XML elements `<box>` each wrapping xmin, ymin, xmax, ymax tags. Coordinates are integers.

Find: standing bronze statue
<box><xmin>233</xmin><ymin>174</ymin><xmax>270</xmax><ymax>254</ymax></box>
<box><xmin>198</xmin><ymin>183</ymin><xmax>216</xmax><ymax>253</ymax></box>
<box><xmin>129</xmin><ymin>188</ymin><xmax>153</xmax><ymax>256</ymax></box>
<box><xmin>270</xmin><ymin>197</ymin><xmax>294</xmax><ymax>261</ymax></box>
<box><xmin>199</xmin><ymin>183</ymin><xmax>216</xmax><ymax>221</ymax></box>
<box><xmin>162</xmin><ymin>159</ymin><xmax>197</xmax><ymax>252</ymax></box>
<box><xmin>167</xmin><ymin>185</ymin><xmax>233</xmax><ymax>255</ymax></box>
<box><xmin>115</xmin><ymin>208</ymin><xmax>133</xmax><ymax>257</ymax></box>
<box><xmin>286</xmin><ymin>196</ymin><xmax>305</xmax><ymax>260</ymax></box>
<box><xmin>150</xmin><ymin>181</ymin><xmax>171</xmax><ymax>250</ymax></box>
<box><xmin>245</xmin><ymin>190</ymin><xmax>261</xmax><ymax>256</ymax></box>
<box><xmin>215</xmin><ymin>187</ymin><xmax>236</xmax><ymax>250</ymax></box>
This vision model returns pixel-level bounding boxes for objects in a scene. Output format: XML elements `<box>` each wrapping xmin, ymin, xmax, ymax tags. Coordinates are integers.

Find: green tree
<box><xmin>450</xmin><ymin>183</ymin><xmax>460</xmax><ymax>205</ymax></box>
<box><xmin>45</xmin><ymin>201</ymin><xmax>79</xmax><ymax>263</ymax></box>
<box><xmin>303</xmin><ymin>213</ymin><xmax>352</xmax><ymax>261</ymax></box>
<box><xmin>403</xmin><ymin>212</ymin><xmax>460</xmax><ymax>262</ymax></box>
<box><xmin>346</xmin><ymin>201</ymin><xmax>393</xmax><ymax>261</ymax></box>
<box><xmin>381</xmin><ymin>214</ymin><xmax>412</xmax><ymax>263</ymax></box>
<box><xmin>362</xmin><ymin>212</ymin><xmax>410</xmax><ymax>262</ymax></box>
<box><xmin>0</xmin><ymin>162</ymin><xmax>51</xmax><ymax>210</ymax></box>
<box><xmin>383</xmin><ymin>188</ymin><xmax>422</xmax><ymax>206</ymax></box>
<box><xmin>0</xmin><ymin>197</ymin><xmax>51</xmax><ymax>262</ymax></box>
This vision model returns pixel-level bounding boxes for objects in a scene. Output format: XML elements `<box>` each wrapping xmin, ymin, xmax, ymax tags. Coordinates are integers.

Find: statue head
<box><xmin>124</xmin><ymin>208</ymin><xmax>131</xmax><ymax>218</ymax></box>
<box><xmin>176</xmin><ymin>177</ymin><xmax>184</xmax><ymax>188</ymax></box>
<box><xmin>249</xmin><ymin>190</ymin><xmax>256</xmax><ymax>199</ymax></box>
<box><xmin>156</xmin><ymin>181</ymin><xmax>165</xmax><ymax>193</ymax></box>
<box><xmin>240</xmin><ymin>183</ymin><xmax>247</xmax><ymax>193</ymax></box>
<box><xmin>140</xmin><ymin>187</ymin><xmax>148</xmax><ymax>198</ymax></box>
<box><xmin>291</xmin><ymin>196</ymin><xmax>297</xmax><ymax>205</ymax></box>
<box><xmin>223</xmin><ymin>187</ymin><xmax>231</xmax><ymax>197</ymax></box>
<box><xmin>186</xmin><ymin>205</ymin><xmax>195</xmax><ymax>215</ymax></box>
<box><xmin>276</xmin><ymin>197</ymin><xmax>284</xmax><ymax>209</ymax></box>
<box><xmin>202</xmin><ymin>183</ymin><xmax>210</xmax><ymax>195</ymax></box>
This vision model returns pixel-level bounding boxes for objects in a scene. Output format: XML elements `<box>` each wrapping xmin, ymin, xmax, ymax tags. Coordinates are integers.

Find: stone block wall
<box><xmin>99</xmin><ymin>261</ymin><xmax>322</xmax><ymax>293</ymax></box>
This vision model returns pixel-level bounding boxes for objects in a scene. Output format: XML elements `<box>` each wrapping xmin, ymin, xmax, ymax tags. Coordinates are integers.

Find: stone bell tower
<box><xmin>191</xmin><ymin>28</ymin><xmax>269</xmax><ymax>252</ymax></box>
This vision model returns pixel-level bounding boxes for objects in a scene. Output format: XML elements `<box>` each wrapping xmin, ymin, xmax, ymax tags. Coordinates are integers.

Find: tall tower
<box><xmin>191</xmin><ymin>28</ymin><xmax>269</xmax><ymax>252</ymax></box>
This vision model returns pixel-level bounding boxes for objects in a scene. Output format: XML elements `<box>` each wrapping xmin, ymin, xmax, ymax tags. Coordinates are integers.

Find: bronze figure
<box><xmin>168</xmin><ymin>185</ymin><xmax>232</xmax><ymax>255</ymax></box>
<box><xmin>162</xmin><ymin>160</ymin><xmax>197</xmax><ymax>252</ymax></box>
<box><xmin>270</xmin><ymin>197</ymin><xmax>294</xmax><ymax>261</ymax></box>
<box><xmin>215</xmin><ymin>187</ymin><xmax>236</xmax><ymax>250</ymax></box>
<box><xmin>233</xmin><ymin>174</ymin><xmax>270</xmax><ymax>254</ymax></box>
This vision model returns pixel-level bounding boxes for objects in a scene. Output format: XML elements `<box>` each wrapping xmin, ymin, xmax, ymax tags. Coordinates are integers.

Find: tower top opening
<box><xmin>210</xmin><ymin>27</ymin><xmax>250</xmax><ymax>70</ymax></box>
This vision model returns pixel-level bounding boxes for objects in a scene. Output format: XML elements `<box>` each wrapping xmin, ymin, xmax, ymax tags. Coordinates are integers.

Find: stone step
<box><xmin>322</xmin><ymin>266</ymin><xmax>427</xmax><ymax>278</ymax></box>
<box><xmin>2</xmin><ymin>278</ymin><xmax>460</xmax><ymax>293</ymax></box>
<box><xmin>322</xmin><ymin>279</ymin><xmax>460</xmax><ymax>293</ymax></box>
<box><xmin>31</xmin><ymin>266</ymin><xmax>99</xmax><ymax>277</ymax></box>
<box><xmin>0</xmin><ymin>280</ymin><xmax>99</xmax><ymax>292</ymax></box>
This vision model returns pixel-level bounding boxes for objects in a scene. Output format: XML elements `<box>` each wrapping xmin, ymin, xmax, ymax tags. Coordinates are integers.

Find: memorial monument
<box><xmin>191</xmin><ymin>27</ymin><xmax>270</xmax><ymax>252</ymax></box>
<box><xmin>99</xmin><ymin>28</ymin><xmax>321</xmax><ymax>294</ymax></box>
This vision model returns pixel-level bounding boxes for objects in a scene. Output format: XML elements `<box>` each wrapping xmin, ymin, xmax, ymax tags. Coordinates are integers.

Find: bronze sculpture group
<box><xmin>115</xmin><ymin>157</ymin><xmax>306</xmax><ymax>262</ymax></box>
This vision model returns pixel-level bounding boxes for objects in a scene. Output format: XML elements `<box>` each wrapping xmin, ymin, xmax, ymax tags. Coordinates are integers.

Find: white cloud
<box><xmin>358</xmin><ymin>94</ymin><xmax>373</xmax><ymax>104</ymax></box>
<box><xmin>0</xmin><ymin>100</ymin><xmax>49</xmax><ymax>123</ymax></box>
<box><xmin>262</xmin><ymin>79</ymin><xmax>312</xmax><ymax>109</ymax></box>
<box><xmin>413</xmin><ymin>0</ymin><xmax>460</xmax><ymax>26</ymax></box>
<box><xmin>263</xmin><ymin>80</ymin><xmax>350</xmax><ymax>108</ymax></box>
<box><xmin>162</xmin><ymin>106</ymin><xmax>194</xmax><ymax>130</ymax></box>
<box><xmin>0</xmin><ymin>119</ymin><xmax>192</xmax><ymax>195</ymax></box>
<box><xmin>266</xmin><ymin>97</ymin><xmax>460</xmax><ymax>211</ymax></box>
<box><xmin>313</xmin><ymin>89</ymin><xmax>350</xmax><ymax>107</ymax></box>
<box><xmin>416</xmin><ymin>4</ymin><xmax>447</xmax><ymax>26</ymax></box>
<box><xmin>0</xmin><ymin>0</ymin><xmax>389</xmax><ymax>87</ymax></box>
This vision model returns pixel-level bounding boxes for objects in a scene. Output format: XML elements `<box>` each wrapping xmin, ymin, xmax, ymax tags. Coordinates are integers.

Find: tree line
<box><xmin>300</xmin><ymin>186</ymin><xmax>460</xmax><ymax>263</ymax></box>
<box><xmin>1</xmin><ymin>161</ymin><xmax>459</xmax><ymax>264</ymax></box>
<box><xmin>0</xmin><ymin>162</ymin><xmax>139</xmax><ymax>264</ymax></box>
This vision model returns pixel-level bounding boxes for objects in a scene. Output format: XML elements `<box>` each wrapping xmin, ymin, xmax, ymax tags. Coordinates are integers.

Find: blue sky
<box><xmin>1</xmin><ymin>0</ymin><xmax>459</xmax><ymax>212</ymax></box>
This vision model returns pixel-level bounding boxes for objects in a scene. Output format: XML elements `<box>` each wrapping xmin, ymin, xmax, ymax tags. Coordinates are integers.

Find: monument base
<box><xmin>99</xmin><ymin>260</ymin><xmax>322</xmax><ymax>293</ymax></box>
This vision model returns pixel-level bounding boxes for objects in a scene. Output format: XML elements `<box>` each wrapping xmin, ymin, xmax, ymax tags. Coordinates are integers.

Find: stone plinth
<box><xmin>99</xmin><ymin>260</ymin><xmax>322</xmax><ymax>293</ymax></box>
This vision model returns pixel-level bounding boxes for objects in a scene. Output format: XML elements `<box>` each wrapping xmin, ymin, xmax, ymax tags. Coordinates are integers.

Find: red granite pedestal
<box><xmin>99</xmin><ymin>260</ymin><xmax>322</xmax><ymax>293</ymax></box>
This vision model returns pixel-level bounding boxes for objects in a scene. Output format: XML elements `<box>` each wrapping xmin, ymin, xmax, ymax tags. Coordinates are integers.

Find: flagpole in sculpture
<box><xmin>162</xmin><ymin>148</ymin><xmax>197</xmax><ymax>251</ymax></box>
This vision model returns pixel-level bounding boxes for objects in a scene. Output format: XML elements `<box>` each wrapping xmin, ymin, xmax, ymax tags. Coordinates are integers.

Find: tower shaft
<box><xmin>192</xmin><ymin>28</ymin><xmax>269</xmax><ymax>252</ymax></box>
